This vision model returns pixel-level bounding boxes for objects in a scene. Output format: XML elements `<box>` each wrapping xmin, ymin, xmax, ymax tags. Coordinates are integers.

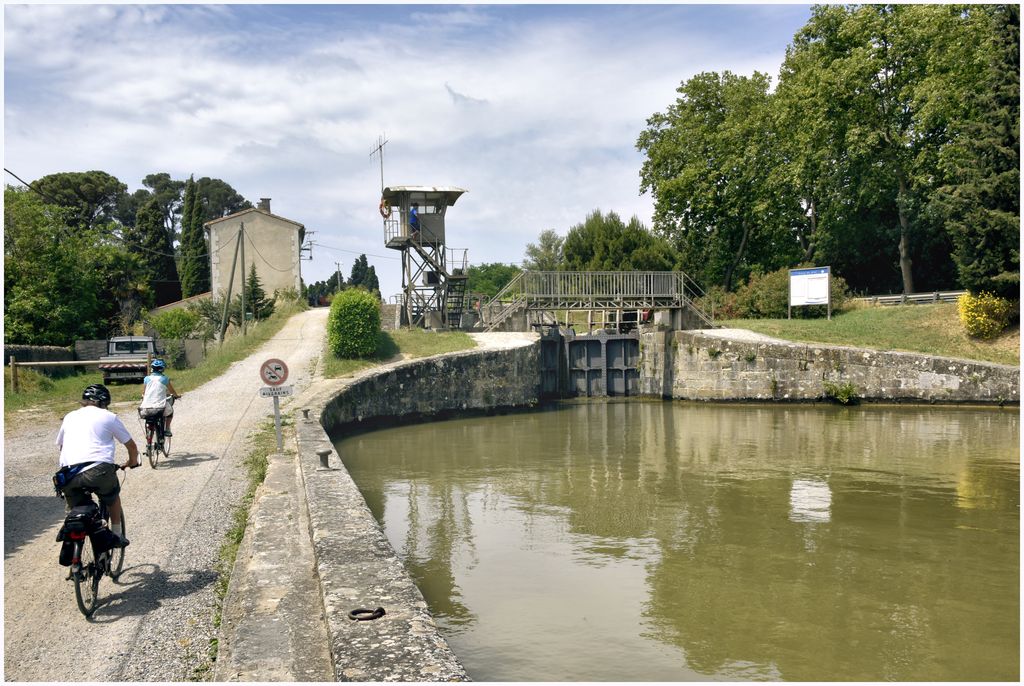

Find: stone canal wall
<box><xmin>294</xmin><ymin>334</ymin><xmax>542</xmax><ymax>681</ymax></box>
<box><xmin>640</xmin><ymin>329</ymin><xmax>1020</xmax><ymax>404</ymax></box>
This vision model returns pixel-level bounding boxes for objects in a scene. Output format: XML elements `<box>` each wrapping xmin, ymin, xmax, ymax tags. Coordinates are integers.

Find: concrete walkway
<box><xmin>214</xmin><ymin>449</ymin><xmax>335</xmax><ymax>681</ymax></box>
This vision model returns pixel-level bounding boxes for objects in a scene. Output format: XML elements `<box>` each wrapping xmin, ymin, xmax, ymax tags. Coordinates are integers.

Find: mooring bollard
<box><xmin>317</xmin><ymin>448</ymin><xmax>332</xmax><ymax>469</ymax></box>
<box><xmin>302</xmin><ymin>408</ymin><xmax>311</xmax><ymax>422</ymax></box>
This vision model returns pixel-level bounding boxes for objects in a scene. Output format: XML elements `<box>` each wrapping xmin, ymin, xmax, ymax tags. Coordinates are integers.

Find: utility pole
<box><xmin>335</xmin><ymin>261</ymin><xmax>343</xmax><ymax>293</ymax></box>
<box><xmin>218</xmin><ymin>226</ymin><xmax>244</xmax><ymax>343</ymax></box>
<box><xmin>240</xmin><ymin>223</ymin><xmax>247</xmax><ymax>336</ymax></box>
<box><xmin>370</xmin><ymin>134</ymin><xmax>388</xmax><ymax>192</ymax></box>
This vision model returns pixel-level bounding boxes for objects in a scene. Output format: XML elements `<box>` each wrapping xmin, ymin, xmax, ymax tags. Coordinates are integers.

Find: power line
<box><xmin>310</xmin><ymin>240</ymin><xmax>399</xmax><ymax>261</ymax></box>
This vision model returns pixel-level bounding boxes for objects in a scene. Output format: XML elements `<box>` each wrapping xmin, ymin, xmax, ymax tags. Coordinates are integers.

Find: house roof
<box><xmin>204</xmin><ymin>206</ymin><xmax>305</xmax><ymax>230</ymax></box>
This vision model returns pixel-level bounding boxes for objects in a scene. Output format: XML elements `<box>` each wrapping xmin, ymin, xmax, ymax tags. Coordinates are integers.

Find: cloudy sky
<box><xmin>4</xmin><ymin>2</ymin><xmax>812</xmax><ymax>297</ymax></box>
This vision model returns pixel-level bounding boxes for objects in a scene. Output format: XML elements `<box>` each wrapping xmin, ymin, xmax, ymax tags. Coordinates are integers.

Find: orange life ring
<box><xmin>378</xmin><ymin>198</ymin><xmax>391</xmax><ymax>219</ymax></box>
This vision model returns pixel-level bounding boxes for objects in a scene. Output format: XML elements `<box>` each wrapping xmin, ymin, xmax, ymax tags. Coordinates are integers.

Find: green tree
<box><xmin>364</xmin><ymin>265</ymin><xmax>380</xmax><ymax>297</ymax></box>
<box><xmin>179</xmin><ymin>176</ymin><xmax>212</xmax><ymax>297</ymax></box>
<box><xmin>96</xmin><ymin>247</ymin><xmax>151</xmax><ymax>334</ymax></box>
<box><xmin>780</xmin><ymin>5</ymin><xmax>979</xmax><ymax>295</ymax></box>
<box><xmin>637</xmin><ymin>72</ymin><xmax>795</xmax><ymax>290</ymax></box>
<box><xmin>3</xmin><ymin>186</ymin><xmax>103</xmax><ymax>344</ymax></box>
<box><xmin>466</xmin><ymin>262</ymin><xmax>522</xmax><ymax>299</ymax></box>
<box><xmin>562</xmin><ymin>210</ymin><xmax>679</xmax><ymax>273</ymax></box>
<box><xmin>127</xmin><ymin>197</ymin><xmax>181</xmax><ymax>305</ymax></box>
<box><xmin>147</xmin><ymin>308</ymin><xmax>200</xmax><ymax>367</ymax></box>
<box><xmin>348</xmin><ymin>254</ymin><xmax>369</xmax><ymax>288</ymax></box>
<box><xmin>140</xmin><ymin>172</ymin><xmax>185</xmax><ymax>239</ymax></box>
<box><xmin>32</xmin><ymin>170</ymin><xmax>127</xmax><ymax>230</ymax></box>
<box><xmin>195</xmin><ymin>177</ymin><xmax>252</xmax><ymax>220</ymax></box>
<box><xmin>114</xmin><ymin>188</ymin><xmax>151</xmax><ymax>229</ymax></box>
<box><xmin>240</xmin><ymin>262</ymin><xmax>276</xmax><ymax>320</ymax></box>
<box><xmin>523</xmin><ymin>229</ymin><xmax>565</xmax><ymax>271</ymax></box>
<box><xmin>931</xmin><ymin>4</ymin><xmax>1020</xmax><ymax>298</ymax></box>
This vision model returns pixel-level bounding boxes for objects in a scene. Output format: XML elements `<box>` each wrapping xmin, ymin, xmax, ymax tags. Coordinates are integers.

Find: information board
<box><xmin>789</xmin><ymin>267</ymin><xmax>830</xmax><ymax>306</ymax></box>
<box><xmin>789</xmin><ymin>266</ymin><xmax>831</xmax><ymax>319</ymax></box>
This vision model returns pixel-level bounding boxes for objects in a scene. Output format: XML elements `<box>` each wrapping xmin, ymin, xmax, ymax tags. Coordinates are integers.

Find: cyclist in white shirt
<box><xmin>56</xmin><ymin>384</ymin><xmax>139</xmax><ymax>541</ymax></box>
<box><xmin>139</xmin><ymin>359</ymin><xmax>180</xmax><ymax>436</ymax></box>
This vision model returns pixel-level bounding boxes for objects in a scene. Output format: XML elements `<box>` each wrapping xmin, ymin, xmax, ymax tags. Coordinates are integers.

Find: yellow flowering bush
<box><xmin>958</xmin><ymin>291</ymin><xmax>1012</xmax><ymax>339</ymax></box>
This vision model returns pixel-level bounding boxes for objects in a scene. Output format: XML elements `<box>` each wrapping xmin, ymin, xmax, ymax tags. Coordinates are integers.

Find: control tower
<box><xmin>380</xmin><ymin>185</ymin><xmax>468</xmax><ymax>328</ymax></box>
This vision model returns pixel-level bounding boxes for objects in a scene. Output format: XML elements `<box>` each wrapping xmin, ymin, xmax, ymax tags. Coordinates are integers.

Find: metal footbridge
<box><xmin>482</xmin><ymin>271</ymin><xmax>714</xmax><ymax>332</ymax></box>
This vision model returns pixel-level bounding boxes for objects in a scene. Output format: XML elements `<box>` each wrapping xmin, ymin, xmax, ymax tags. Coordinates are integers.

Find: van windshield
<box><xmin>112</xmin><ymin>341</ymin><xmax>150</xmax><ymax>354</ymax></box>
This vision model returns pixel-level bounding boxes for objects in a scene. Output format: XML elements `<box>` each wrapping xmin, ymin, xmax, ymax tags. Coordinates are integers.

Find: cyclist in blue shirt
<box><xmin>138</xmin><ymin>359</ymin><xmax>180</xmax><ymax>436</ymax></box>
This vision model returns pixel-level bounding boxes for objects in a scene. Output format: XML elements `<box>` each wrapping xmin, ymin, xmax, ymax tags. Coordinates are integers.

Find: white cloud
<box><xmin>4</xmin><ymin>3</ymin><xmax>811</xmax><ymax>296</ymax></box>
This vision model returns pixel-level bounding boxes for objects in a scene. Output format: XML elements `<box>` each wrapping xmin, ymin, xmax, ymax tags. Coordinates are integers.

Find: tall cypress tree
<box><xmin>179</xmin><ymin>175</ymin><xmax>211</xmax><ymax>296</ymax></box>
<box><xmin>189</xmin><ymin>185</ymin><xmax>211</xmax><ymax>294</ymax></box>
<box><xmin>364</xmin><ymin>265</ymin><xmax>380</xmax><ymax>296</ymax></box>
<box><xmin>130</xmin><ymin>197</ymin><xmax>181</xmax><ymax>305</ymax></box>
<box><xmin>348</xmin><ymin>254</ymin><xmax>369</xmax><ymax>287</ymax></box>
<box><xmin>179</xmin><ymin>176</ymin><xmax>198</xmax><ymax>296</ymax></box>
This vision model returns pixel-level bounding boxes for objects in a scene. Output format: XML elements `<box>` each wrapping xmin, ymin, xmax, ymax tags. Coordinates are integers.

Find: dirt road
<box><xmin>3</xmin><ymin>308</ymin><xmax>329</xmax><ymax>681</ymax></box>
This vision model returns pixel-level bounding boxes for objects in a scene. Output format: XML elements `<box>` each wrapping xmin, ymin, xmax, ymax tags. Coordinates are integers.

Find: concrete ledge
<box><xmin>294</xmin><ymin>334</ymin><xmax>541</xmax><ymax>681</ymax></box>
<box><xmin>215</xmin><ymin>451</ymin><xmax>334</xmax><ymax>681</ymax></box>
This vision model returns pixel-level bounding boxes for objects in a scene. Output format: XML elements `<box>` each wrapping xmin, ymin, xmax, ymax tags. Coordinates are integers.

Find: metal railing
<box><xmin>854</xmin><ymin>290</ymin><xmax>966</xmax><ymax>306</ymax></box>
<box><xmin>484</xmin><ymin>271</ymin><xmax>713</xmax><ymax>331</ymax></box>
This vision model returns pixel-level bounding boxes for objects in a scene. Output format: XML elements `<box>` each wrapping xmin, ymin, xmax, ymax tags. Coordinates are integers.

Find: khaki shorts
<box><xmin>64</xmin><ymin>462</ymin><xmax>120</xmax><ymax>508</ymax></box>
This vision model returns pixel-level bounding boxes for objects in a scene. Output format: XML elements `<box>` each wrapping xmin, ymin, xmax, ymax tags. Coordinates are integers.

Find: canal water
<box><xmin>337</xmin><ymin>401</ymin><xmax>1019</xmax><ymax>681</ymax></box>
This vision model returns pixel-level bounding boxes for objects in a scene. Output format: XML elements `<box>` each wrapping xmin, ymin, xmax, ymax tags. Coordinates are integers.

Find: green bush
<box><xmin>327</xmin><ymin>288</ymin><xmax>381</xmax><ymax>358</ymax></box>
<box><xmin>733</xmin><ymin>266</ymin><xmax>850</xmax><ymax>319</ymax></box>
<box><xmin>958</xmin><ymin>291</ymin><xmax>1012</xmax><ymax>339</ymax></box>
<box><xmin>148</xmin><ymin>308</ymin><xmax>201</xmax><ymax>368</ymax></box>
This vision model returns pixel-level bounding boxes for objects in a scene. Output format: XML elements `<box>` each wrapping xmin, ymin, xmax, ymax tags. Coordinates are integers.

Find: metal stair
<box><xmin>446</xmin><ymin>275</ymin><xmax>468</xmax><ymax>328</ymax></box>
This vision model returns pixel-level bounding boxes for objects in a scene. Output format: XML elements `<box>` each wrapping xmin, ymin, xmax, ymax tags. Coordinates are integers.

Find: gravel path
<box><xmin>3</xmin><ymin>308</ymin><xmax>329</xmax><ymax>682</ymax></box>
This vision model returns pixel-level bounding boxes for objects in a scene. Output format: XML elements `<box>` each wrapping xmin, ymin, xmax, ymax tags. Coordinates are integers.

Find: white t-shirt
<box><xmin>56</xmin><ymin>405</ymin><xmax>132</xmax><ymax>468</ymax></box>
<box><xmin>140</xmin><ymin>373</ymin><xmax>170</xmax><ymax>409</ymax></box>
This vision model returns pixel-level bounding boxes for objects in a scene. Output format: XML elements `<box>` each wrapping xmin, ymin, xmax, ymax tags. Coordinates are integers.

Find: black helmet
<box><xmin>82</xmin><ymin>383</ymin><xmax>111</xmax><ymax>407</ymax></box>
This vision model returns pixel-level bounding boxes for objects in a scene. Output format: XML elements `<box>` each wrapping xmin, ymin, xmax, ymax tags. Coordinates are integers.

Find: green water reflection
<box><xmin>338</xmin><ymin>402</ymin><xmax>1019</xmax><ymax>681</ymax></box>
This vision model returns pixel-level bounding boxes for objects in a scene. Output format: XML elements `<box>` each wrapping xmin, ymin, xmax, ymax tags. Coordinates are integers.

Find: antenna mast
<box><xmin>370</xmin><ymin>134</ymin><xmax>388</xmax><ymax>192</ymax></box>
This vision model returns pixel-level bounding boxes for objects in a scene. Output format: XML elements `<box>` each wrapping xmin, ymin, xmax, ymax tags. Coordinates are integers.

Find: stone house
<box><xmin>205</xmin><ymin>198</ymin><xmax>304</xmax><ymax>301</ymax></box>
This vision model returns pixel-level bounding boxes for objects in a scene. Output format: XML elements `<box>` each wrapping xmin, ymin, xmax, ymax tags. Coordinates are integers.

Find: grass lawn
<box><xmin>721</xmin><ymin>302</ymin><xmax>1019</xmax><ymax>366</ymax></box>
<box><xmin>322</xmin><ymin>328</ymin><xmax>477</xmax><ymax>378</ymax></box>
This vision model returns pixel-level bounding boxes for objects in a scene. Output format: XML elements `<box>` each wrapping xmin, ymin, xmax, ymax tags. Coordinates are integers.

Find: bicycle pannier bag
<box><xmin>58</xmin><ymin>539</ymin><xmax>75</xmax><ymax>566</ymax></box>
<box><xmin>63</xmin><ymin>503</ymin><xmax>102</xmax><ymax>536</ymax></box>
<box><xmin>90</xmin><ymin>526</ymin><xmax>121</xmax><ymax>554</ymax></box>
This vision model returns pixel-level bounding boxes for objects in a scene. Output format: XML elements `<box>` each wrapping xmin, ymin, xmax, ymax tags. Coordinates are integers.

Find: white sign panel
<box><xmin>259</xmin><ymin>385</ymin><xmax>294</xmax><ymax>398</ymax></box>
<box><xmin>789</xmin><ymin>267</ymin><xmax>831</xmax><ymax>306</ymax></box>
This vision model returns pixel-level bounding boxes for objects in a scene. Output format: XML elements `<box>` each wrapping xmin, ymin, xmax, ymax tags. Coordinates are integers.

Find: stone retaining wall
<box><xmin>641</xmin><ymin>330</ymin><xmax>1019</xmax><ymax>403</ymax></box>
<box><xmin>295</xmin><ymin>338</ymin><xmax>542</xmax><ymax>681</ymax></box>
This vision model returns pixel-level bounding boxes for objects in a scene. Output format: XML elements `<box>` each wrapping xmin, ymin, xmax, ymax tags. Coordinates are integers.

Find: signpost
<box><xmin>259</xmin><ymin>359</ymin><xmax>290</xmax><ymax>450</ymax></box>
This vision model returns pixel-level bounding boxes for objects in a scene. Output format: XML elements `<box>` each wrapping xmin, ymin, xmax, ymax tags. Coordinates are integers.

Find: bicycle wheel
<box><xmin>161</xmin><ymin>434</ymin><xmax>171</xmax><ymax>458</ymax></box>
<box><xmin>109</xmin><ymin>511</ymin><xmax>126</xmax><ymax>580</ymax></box>
<box><xmin>73</xmin><ymin>540</ymin><xmax>101</xmax><ymax>617</ymax></box>
<box><xmin>147</xmin><ymin>424</ymin><xmax>159</xmax><ymax>468</ymax></box>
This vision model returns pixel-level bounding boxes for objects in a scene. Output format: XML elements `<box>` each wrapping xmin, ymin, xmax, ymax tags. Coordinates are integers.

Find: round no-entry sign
<box><xmin>260</xmin><ymin>358</ymin><xmax>289</xmax><ymax>386</ymax></box>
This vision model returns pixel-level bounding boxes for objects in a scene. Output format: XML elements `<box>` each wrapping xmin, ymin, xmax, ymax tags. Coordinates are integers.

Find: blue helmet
<box><xmin>151</xmin><ymin>359</ymin><xmax>166</xmax><ymax>372</ymax></box>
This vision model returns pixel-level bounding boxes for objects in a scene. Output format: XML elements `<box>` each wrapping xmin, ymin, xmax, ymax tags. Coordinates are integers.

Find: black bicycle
<box><xmin>62</xmin><ymin>465</ymin><xmax>135</xmax><ymax>617</ymax></box>
<box><xmin>139</xmin><ymin>395</ymin><xmax>180</xmax><ymax>468</ymax></box>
